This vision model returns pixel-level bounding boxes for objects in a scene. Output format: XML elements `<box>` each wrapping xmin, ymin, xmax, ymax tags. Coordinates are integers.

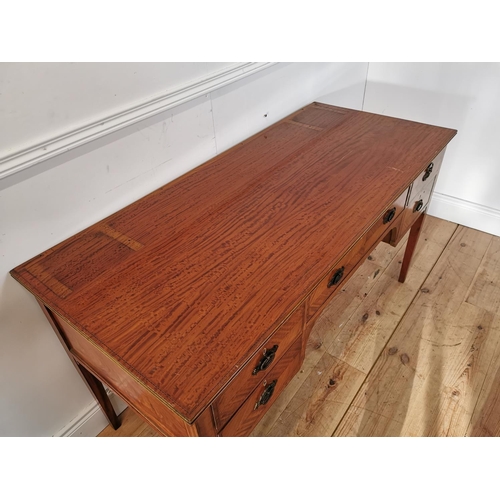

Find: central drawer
<box><xmin>212</xmin><ymin>304</ymin><xmax>304</xmax><ymax>429</ymax></box>
<box><xmin>306</xmin><ymin>188</ymin><xmax>408</xmax><ymax>322</ymax></box>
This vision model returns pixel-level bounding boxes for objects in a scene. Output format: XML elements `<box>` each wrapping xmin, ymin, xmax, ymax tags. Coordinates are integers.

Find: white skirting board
<box><xmin>428</xmin><ymin>192</ymin><xmax>500</xmax><ymax>237</ymax></box>
<box><xmin>54</xmin><ymin>391</ymin><xmax>128</xmax><ymax>437</ymax></box>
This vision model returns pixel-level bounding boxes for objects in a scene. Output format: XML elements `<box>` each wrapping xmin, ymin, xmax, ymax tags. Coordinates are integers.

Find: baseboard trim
<box><xmin>428</xmin><ymin>192</ymin><xmax>500</xmax><ymax>237</ymax></box>
<box><xmin>0</xmin><ymin>62</ymin><xmax>277</xmax><ymax>181</ymax></box>
<box><xmin>54</xmin><ymin>390</ymin><xmax>128</xmax><ymax>437</ymax></box>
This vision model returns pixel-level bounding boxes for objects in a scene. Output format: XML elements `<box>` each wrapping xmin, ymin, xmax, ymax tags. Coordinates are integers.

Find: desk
<box><xmin>11</xmin><ymin>103</ymin><xmax>456</xmax><ymax>436</ymax></box>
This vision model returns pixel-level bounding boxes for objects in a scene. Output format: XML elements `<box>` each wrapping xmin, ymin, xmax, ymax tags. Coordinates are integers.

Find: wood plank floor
<box><xmin>98</xmin><ymin>215</ymin><xmax>500</xmax><ymax>437</ymax></box>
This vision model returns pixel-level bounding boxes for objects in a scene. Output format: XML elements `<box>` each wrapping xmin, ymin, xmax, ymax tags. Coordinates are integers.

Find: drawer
<box><xmin>220</xmin><ymin>335</ymin><xmax>303</xmax><ymax>437</ymax></box>
<box><xmin>409</xmin><ymin>182</ymin><xmax>433</xmax><ymax>212</ymax></box>
<box><xmin>408</xmin><ymin>148</ymin><xmax>445</xmax><ymax>201</ymax></box>
<box><xmin>400</xmin><ymin>177</ymin><xmax>436</xmax><ymax>234</ymax></box>
<box><xmin>212</xmin><ymin>304</ymin><xmax>304</xmax><ymax>429</ymax></box>
<box><xmin>306</xmin><ymin>188</ymin><xmax>408</xmax><ymax>322</ymax></box>
<box><xmin>399</xmin><ymin>151</ymin><xmax>444</xmax><ymax>235</ymax></box>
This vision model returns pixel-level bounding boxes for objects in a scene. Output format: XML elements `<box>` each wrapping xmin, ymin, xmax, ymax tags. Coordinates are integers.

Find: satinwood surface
<box><xmin>10</xmin><ymin>103</ymin><xmax>457</xmax><ymax>422</ymax></box>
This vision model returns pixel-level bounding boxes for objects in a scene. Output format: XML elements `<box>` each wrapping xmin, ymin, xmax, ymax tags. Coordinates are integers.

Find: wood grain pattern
<box><xmin>398</xmin><ymin>211</ymin><xmax>426</xmax><ymax>283</ymax></box>
<box><xmin>103</xmin><ymin>218</ymin><xmax>500</xmax><ymax>438</ymax></box>
<box><xmin>306</xmin><ymin>188</ymin><xmax>407</xmax><ymax>323</ymax></box>
<box><xmin>258</xmin><ymin>351</ymin><xmax>365</xmax><ymax>437</ymax></box>
<box><xmin>326</xmin><ymin>216</ymin><xmax>457</xmax><ymax>374</ymax></box>
<box><xmin>99</xmin><ymin>407</ymin><xmax>160</xmax><ymax>437</ymax></box>
<box><xmin>56</xmin><ymin>314</ymin><xmax>202</xmax><ymax>436</ymax></box>
<box><xmin>10</xmin><ymin>103</ymin><xmax>456</xmax><ymax>424</ymax></box>
<box><xmin>212</xmin><ymin>303</ymin><xmax>304</xmax><ymax>429</ymax></box>
<box><xmin>398</xmin><ymin>149</ymin><xmax>444</xmax><ymax>238</ymax></box>
<box><xmin>107</xmin><ymin>216</ymin><xmax>494</xmax><ymax>438</ymax></box>
<box><xmin>465</xmin><ymin>235</ymin><xmax>500</xmax><ymax>315</ymax></box>
<box><xmin>466</xmin><ymin>237</ymin><xmax>500</xmax><ymax>436</ymax></box>
<box><xmin>37</xmin><ymin>299</ymin><xmax>120</xmax><ymax>430</ymax></box>
<box><xmin>467</xmin><ymin>315</ymin><xmax>500</xmax><ymax>437</ymax></box>
<box><xmin>194</xmin><ymin>406</ymin><xmax>218</xmax><ymax>437</ymax></box>
<box><xmin>220</xmin><ymin>336</ymin><xmax>303</xmax><ymax>437</ymax></box>
<box><xmin>253</xmin><ymin>216</ymin><xmax>457</xmax><ymax>436</ymax></box>
<box><xmin>407</xmin><ymin>147</ymin><xmax>444</xmax><ymax>203</ymax></box>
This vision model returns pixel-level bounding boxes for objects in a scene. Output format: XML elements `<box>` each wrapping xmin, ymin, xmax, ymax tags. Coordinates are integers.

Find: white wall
<box><xmin>0</xmin><ymin>62</ymin><xmax>368</xmax><ymax>436</ymax></box>
<box><xmin>0</xmin><ymin>62</ymin><xmax>277</xmax><ymax>183</ymax></box>
<box><xmin>363</xmin><ymin>62</ymin><xmax>500</xmax><ymax>237</ymax></box>
<box><xmin>0</xmin><ymin>62</ymin><xmax>234</xmax><ymax>158</ymax></box>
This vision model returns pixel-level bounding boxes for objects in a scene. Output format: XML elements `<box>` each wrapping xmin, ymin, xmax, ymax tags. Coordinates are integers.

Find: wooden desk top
<box><xmin>11</xmin><ymin>103</ymin><xmax>456</xmax><ymax>422</ymax></box>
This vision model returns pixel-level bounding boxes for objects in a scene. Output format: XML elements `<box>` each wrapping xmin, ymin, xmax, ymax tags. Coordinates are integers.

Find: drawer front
<box><xmin>220</xmin><ymin>336</ymin><xmax>303</xmax><ymax>437</ymax></box>
<box><xmin>409</xmin><ymin>183</ymin><xmax>433</xmax><ymax>213</ymax></box>
<box><xmin>409</xmin><ymin>148</ymin><xmax>445</xmax><ymax>201</ymax></box>
<box><xmin>400</xmin><ymin>177</ymin><xmax>436</xmax><ymax>234</ymax></box>
<box><xmin>213</xmin><ymin>304</ymin><xmax>304</xmax><ymax>429</ymax></box>
<box><xmin>406</xmin><ymin>179</ymin><xmax>433</xmax><ymax>221</ymax></box>
<box><xmin>400</xmin><ymin>151</ymin><xmax>444</xmax><ymax>235</ymax></box>
<box><xmin>306</xmin><ymin>188</ymin><xmax>408</xmax><ymax>322</ymax></box>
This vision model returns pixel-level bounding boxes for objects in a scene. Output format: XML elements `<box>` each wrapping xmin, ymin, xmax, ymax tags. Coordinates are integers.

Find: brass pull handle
<box><xmin>422</xmin><ymin>163</ymin><xmax>434</xmax><ymax>181</ymax></box>
<box><xmin>413</xmin><ymin>199</ymin><xmax>424</xmax><ymax>213</ymax></box>
<box><xmin>327</xmin><ymin>266</ymin><xmax>345</xmax><ymax>288</ymax></box>
<box><xmin>383</xmin><ymin>207</ymin><xmax>396</xmax><ymax>224</ymax></box>
<box><xmin>252</xmin><ymin>345</ymin><xmax>278</xmax><ymax>375</ymax></box>
<box><xmin>254</xmin><ymin>380</ymin><xmax>277</xmax><ymax>410</ymax></box>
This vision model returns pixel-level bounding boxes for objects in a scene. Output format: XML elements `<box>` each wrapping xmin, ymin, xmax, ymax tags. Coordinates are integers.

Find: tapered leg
<box><xmin>399</xmin><ymin>211</ymin><xmax>426</xmax><ymax>283</ymax></box>
<box><xmin>301</xmin><ymin>317</ymin><xmax>315</xmax><ymax>361</ymax></box>
<box><xmin>77</xmin><ymin>363</ymin><xmax>121</xmax><ymax>430</ymax></box>
<box><xmin>36</xmin><ymin>298</ymin><xmax>121</xmax><ymax>430</ymax></box>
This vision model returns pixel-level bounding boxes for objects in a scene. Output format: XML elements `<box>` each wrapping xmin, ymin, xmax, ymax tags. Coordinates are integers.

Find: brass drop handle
<box><xmin>254</xmin><ymin>380</ymin><xmax>277</xmax><ymax>410</ymax></box>
<box><xmin>252</xmin><ymin>345</ymin><xmax>278</xmax><ymax>375</ymax></box>
<box><xmin>327</xmin><ymin>266</ymin><xmax>345</xmax><ymax>288</ymax></box>
<box><xmin>383</xmin><ymin>207</ymin><xmax>396</xmax><ymax>224</ymax></box>
<box><xmin>422</xmin><ymin>163</ymin><xmax>434</xmax><ymax>181</ymax></box>
<box><xmin>413</xmin><ymin>199</ymin><xmax>424</xmax><ymax>213</ymax></box>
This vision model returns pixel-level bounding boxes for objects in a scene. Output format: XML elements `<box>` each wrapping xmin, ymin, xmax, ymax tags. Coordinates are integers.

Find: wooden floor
<box><xmin>99</xmin><ymin>216</ymin><xmax>500</xmax><ymax>437</ymax></box>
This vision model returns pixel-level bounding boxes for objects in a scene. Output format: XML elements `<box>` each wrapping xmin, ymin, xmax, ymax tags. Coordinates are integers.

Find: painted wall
<box><xmin>363</xmin><ymin>62</ymin><xmax>500</xmax><ymax>237</ymax></box>
<box><xmin>0</xmin><ymin>62</ymin><xmax>233</xmax><ymax>157</ymax></box>
<box><xmin>0</xmin><ymin>62</ymin><xmax>368</xmax><ymax>436</ymax></box>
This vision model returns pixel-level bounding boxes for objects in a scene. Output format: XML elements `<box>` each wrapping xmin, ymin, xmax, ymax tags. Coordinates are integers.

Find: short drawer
<box><xmin>399</xmin><ymin>152</ymin><xmax>443</xmax><ymax>235</ymax></box>
<box><xmin>212</xmin><ymin>304</ymin><xmax>304</xmax><ymax>429</ymax></box>
<box><xmin>306</xmin><ymin>188</ymin><xmax>408</xmax><ymax>322</ymax></box>
<box><xmin>400</xmin><ymin>178</ymin><xmax>436</xmax><ymax>235</ymax></box>
<box><xmin>406</xmin><ymin>178</ymin><xmax>433</xmax><ymax>219</ymax></box>
<box><xmin>408</xmin><ymin>148</ymin><xmax>445</xmax><ymax>201</ymax></box>
<box><xmin>408</xmin><ymin>183</ymin><xmax>433</xmax><ymax>214</ymax></box>
<box><xmin>220</xmin><ymin>335</ymin><xmax>303</xmax><ymax>437</ymax></box>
